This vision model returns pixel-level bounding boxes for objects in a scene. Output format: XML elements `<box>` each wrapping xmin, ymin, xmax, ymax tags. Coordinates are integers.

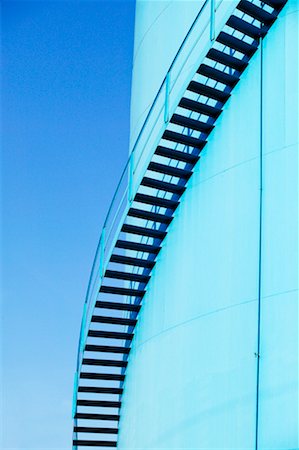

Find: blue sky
<box><xmin>2</xmin><ymin>1</ymin><xmax>135</xmax><ymax>448</ymax></box>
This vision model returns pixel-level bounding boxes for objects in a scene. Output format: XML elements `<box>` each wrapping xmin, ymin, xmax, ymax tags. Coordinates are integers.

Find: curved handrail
<box><xmin>74</xmin><ymin>0</ymin><xmax>238</xmax><ymax>383</ymax></box>
<box><xmin>77</xmin><ymin>0</ymin><xmax>210</xmax><ymax>349</ymax></box>
<box><xmin>71</xmin><ymin>1</ymin><xmax>286</xmax><ymax>445</ymax></box>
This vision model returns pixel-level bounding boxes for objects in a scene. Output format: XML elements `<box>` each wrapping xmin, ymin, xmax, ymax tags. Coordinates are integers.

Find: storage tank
<box><xmin>119</xmin><ymin>0</ymin><xmax>299</xmax><ymax>448</ymax></box>
<box><xmin>72</xmin><ymin>1</ymin><xmax>298</xmax><ymax>449</ymax></box>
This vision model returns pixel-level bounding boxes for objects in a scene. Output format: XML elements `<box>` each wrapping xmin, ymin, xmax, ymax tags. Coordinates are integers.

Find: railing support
<box><xmin>79</xmin><ymin>302</ymin><xmax>87</xmax><ymax>354</ymax></box>
<box><xmin>210</xmin><ymin>0</ymin><xmax>215</xmax><ymax>41</ymax></box>
<box><xmin>164</xmin><ymin>71</ymin><xmax>170</xmax><ymax>124</ymax></box>
<box><xmin>72</xmin><ymin>371</ymin><xmax>78</xmax><ymax>419</ymax></box>
<box><xmin>99</xmin><ymin>227</ymin><xmax>106</xmax><ymax>278</ymax></box>
<box><xmin>128</xmin><ymin>151</ymin><xmax>134</xmax><ymax>203</ymax></box>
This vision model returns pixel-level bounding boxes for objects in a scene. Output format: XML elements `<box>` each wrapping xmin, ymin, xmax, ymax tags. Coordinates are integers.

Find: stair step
<box><xmin>148</xmin><ymin>161</ymin><xmax>192</xmax><ymax>179</ymax></box>
<box><xmin>122</xmin><ymin>223</ymin><xmax>167</xmax><ymax>239</ymax></box>
<box><xmin>110</xmin><ymin>254</ymin><xmax>155</xmax><ymax>268</ymax></box>
<box><xmin>179</xmin><ymin>97</ymin><xmax>222</xmax><ymax>118</ymax></box>
<box><xmin>74</xmin><ymin>426</ymin><xmax>118</xmax><ymax>434</ymax></box>
<box><xmin>170</xmin><ymin>113</ymin><xmax>214</xmax><ymax>134</ymax></box>
<box><xmin>82</xmin><ymin>358</ymin><xmax>128</xmax><ymax>368</ymax></box>
<box><xmin>207</xmin><ymin>48</ymin><xmax>248</xmax><ymax>71</ymax></box>
<box><xmin>135</xmin><ymin>193</ymin><xmax>179</xmax><ymax>210</ymax></box>
<box><xmin>85</xmin><ymin>344</ymin><xmax>130</xmax><ymax>354</ymax></box>
<box><xmin>105</xmin><ymin>269</ymin><xmax>150</xmax><ymax>283</ymax></box>
<box><xmin>95</xmin><ymin>300</ymin><xmax>141</xmax><ymax>312</ymax></box>
<box><xmin>261</xmin><ymin>0</ymin><xmax>286</xmax><ymax>9</ymax></box>
<box><xmin>115</xmin><ymin>239</ymin><xmax>160</xmax><ymax>254</ymax></box>
<box><xmin>78</xmin><ymin>386</ymin><xmax>123</xmax><ymax>394</ymax></box>
<box><xmin>75</xmin><ymin>413</ymin><xmax>119</xmax><ymax>421</ymax></box>
<box><xmin>198</xmin><ymin>63</ymin><xmax>239</xmax><ymax>86</ymax></box>
<box><xmin>128</xmin><ymin>207</ymin><xmax>172</xmax><ymax>224</ymax></box>
<box><xmin>91</xmin><ymin>316</ymin><xmax>137</xmax><ymax>326</ymax></box>
<box><xmin>100</xmin><ymin>285</ymin><xmax>145</xmax><ymax>297</ymax></box>
<box><xmin>162</xmin><ymin>130</ymin><xmax>206</xmax><ymax>149</ymax></box>
<box><xmin>80</xmin><ymin>372</ymin><xmax>125</xmax><ymax>381</ymax></box>
<box><xmin>217</xmin><ymin>31</ymin><xmax>258</xmax><ymax>56</ymax></box>
<box><xmin>73</xmin><ymin>440</ymin><xmax>116</xmax><ymax>448</ymax></box>
<box><xmin>88</xmin><ymin>330</ymin><xmax>133</xmax><ymax>340</ymax></box>
<box><xmin>227</xmin><ymin>15</ymin><xmax>263</xmax><ymax>39</ymax></box>
<box><xmin>188</xmin><ymin>80</ymin><xmax>230</xmax><ymax>102</ymax></box>
<box><xmin>141</xmin><ymin>176</ymin><xmax>186</xmax><ymax>194</ymax></box>
<box><xmin>155</xmin><ymin>145</ymin><xmax>200</xmax><ymax>164</ymax></box>
<box><xmin>237</xmin><ymin>0</ymin><xmax>277</xmax><ymax>23</ymax></box>
<box><xmin>77</xmin><ymin>399</ymin><xmax>121</xmax><ymax>408</ymax></box>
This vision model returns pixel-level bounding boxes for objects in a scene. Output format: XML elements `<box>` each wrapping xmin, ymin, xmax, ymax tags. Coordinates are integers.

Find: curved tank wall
<box><xmin>130</xmin><ymin>0</ymin><xmax>203</xmax><ymax>148</ymax></box>
<box><xmin>118</xmin><ymin>1</ymin><xmax>299</xmax><ymax>449</ymax></box>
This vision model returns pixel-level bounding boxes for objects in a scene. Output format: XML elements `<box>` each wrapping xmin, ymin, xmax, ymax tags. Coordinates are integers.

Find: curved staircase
<box><xmin>72</xmin><ymin>0</ymin><xmax>288</xmax><ymax>447</ymax></box>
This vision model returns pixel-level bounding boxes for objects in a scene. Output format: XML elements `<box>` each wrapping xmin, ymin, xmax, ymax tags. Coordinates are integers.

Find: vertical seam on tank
<box><xmin>255</xmin><ymin>36</ymin><xmax>264</xmax><ymax>450</ymax></box>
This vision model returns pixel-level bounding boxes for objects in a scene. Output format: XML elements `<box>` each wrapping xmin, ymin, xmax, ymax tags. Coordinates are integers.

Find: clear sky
<box><xmin>2</xmin><ymin>1</ymin><xmax>135</xmax><ymax>448</ymax></box>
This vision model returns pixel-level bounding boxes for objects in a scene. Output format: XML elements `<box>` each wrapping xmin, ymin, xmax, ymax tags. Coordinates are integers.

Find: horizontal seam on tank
<box><xmin>262</xmin><ymin>287</ymin><xmax>298</xmax><ymax>300</ymax></box>
<box><xmin>263</xmin><ymin>141</ymin><xmax>299</xmax><ymax>157</ymax></box>
<box><xmin>189</xmin><ymin>141</ymin><xmax>297</xmax><ymax>189</ymax></box>
<box><xmin>135</xmin><ymin>296</ymin><xmax>258</xmax><ymax>349</ymax></box>
<box><xmin>133</xmin><ymin>2</ymin><xmax>172</xmax><ymax>63</ymax></box>
<box><xmin>135</xmin><ymin>288</ymin><xmax>299</xmax><ymax>348</ymax></box>
<box><xmin>192</xmin><ymin>154</ymin><xmax>259</xmax><ymax>187</ymax></box>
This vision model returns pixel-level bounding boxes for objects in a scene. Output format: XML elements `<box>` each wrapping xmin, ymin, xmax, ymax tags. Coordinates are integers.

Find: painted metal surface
<box><xmin>118</xmin><ymin>1</ymin><xmax>298</xmax><ymax>449</ymax></box>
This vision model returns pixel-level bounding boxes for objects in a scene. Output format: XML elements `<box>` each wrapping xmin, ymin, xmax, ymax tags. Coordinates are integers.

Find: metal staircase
<box><xmin>72</xmin><ymin>0</ymin><xmax>287</xmax><ymax>447</ymax></box>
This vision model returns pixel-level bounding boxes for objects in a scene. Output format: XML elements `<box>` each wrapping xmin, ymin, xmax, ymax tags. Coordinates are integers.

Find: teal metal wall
<box><xmin>130</xmin><ymin>0</ymin><xmax>202</xmax><ymax>147</ymax></box>
<box><xmin>119</xmin><ymin>1</ymin><xmax>299</xmax><ymax>449</ymax></box>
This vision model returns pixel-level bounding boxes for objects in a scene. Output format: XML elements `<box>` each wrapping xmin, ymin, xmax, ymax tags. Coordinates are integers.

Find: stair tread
<box><xmin>155</xmin><ymin>145</ymin><xmax>200</xmax><ymax>163</ymax></box>
<box><xmin>75</xmin><ymin>412</ymin><xmax>119</xmax><ymax>421</ymax></box>
<box><xmin>141</xmin><ymin>176</ymin><xmax>186</xmax><ymax>194</ymax></box>
<box><xmin>227</xmin><ymin>15</ymin><xmax>264</xmax><ymax>38</ymax></box>
<box><xmin>78</xmin><ymin>386</ymin><xmax>123</xmax><ymax>394</ymax></box>
<box><xmin>91</xmin><ymin>315</ymin><xmax>137</xmax><ymax>326</ymax></box>
<box><xmin>77</xmin><ymin>399</ymin><xmax>121</xmax><ymax>407</ymax></box>
<box><xmin>74</xmin><ymin>426</ymin><xmax>118</xmax><ymax>434</ymax></box>
<box><xmin>261</xmin><ymin>0</ymin><xmax>286</xmax><ymax>9</ymax></box>
<box><xmin>135</xmin><ymin>193</ymin><xmax>179</xmax><ymax>209</ymax></box>
<box><xmin>198</xmin><ymin>63</ymin><xmax>239</xmax><ymax>86</ymax></box>
<box><xmin>128</xmin><ymin>207</ymin><xmax>172</xmax><ymax>224</ymax></box>
<box><xmin>115</xmin><ymin>239</ymin><xmax>160</xmax><ymax>254</ymax></box>
<box><xmin>95</xmin><ymin>300</ymin><xmax>141</xmax><ymax>311</ymax></box>
<box><xmin>110</xmin><ymin>254</ymin><xmax>155</xmax><ymax>268</ymax></box>
<box><xmin>104</xmin><ymin>269</ymin><xmax>150</xmax><ymax>282</ymax></box>
<box><xmin>179</xmin><ymin>97</ymin><xmax>222</xmax><ymax>118</ymax></box>
<box><xmin>100</xmin><ymin>284</ymin><xmax>145</xmax><ymax>297</ymax></box>
<box><xmin>171</xmin><ymin>113</ymin><xmax>214</xmax><ymax>134</ymax></box>
<box><xmin>162</xmin><ymin>130</ymin><xmax>206</xmax><ymax>149</ymax></box>
<box><xmin>188</xmin><ymin>80</ymin><xmax>230</xmax><ymax>102</ymax></box>
<box><xmin>217</xmin><ymin>31</ymin><xmax>258</xmax><ymax>56</ymax></box>
<box><xmin>237</xmin><ymin>0</ymin><xmax>277</xmax><ymax>23</ymax></box>
<box><xmin>122</xmin><ymin>223</ymin><xmax>166</xmax><ymax>239</ymax></box>
<box><xmin>207</xmin><ymin>48</ymin><xmax>248</xmax><ymax>71</ymax></box>
<box><xmin>80</xmin><ymin>372</ymin><xmax>126</xmax><ymax>381</ymax></box>
<box><xmin>88</xmin><ymin>330</ymin><xmax>133</xmax><ymax>340</ymax></box>
<box><xmin>82</xmin><ymin>358</ymin><xmax>128</xmax><ymax>367</ymax></box>
<box><xmin>73</xmin><ymin>440</ymin><xmax>117</xmax><ymax>448</ymax></box>
<box><xmin>85</xmin><ymin>344</ymin><xmax>130</xmax><ymax>354</ymax></box>
<box><xmin>148</xmin><ymin>161</ymin><xmax>192</xmax><ymax>179</ymax></box>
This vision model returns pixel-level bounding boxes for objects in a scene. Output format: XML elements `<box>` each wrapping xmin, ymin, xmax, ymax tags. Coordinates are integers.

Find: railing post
<box><xmin>210</xmin><ymin>0</ymin><xmax>215</xmax><ymax>42</ymax></box>
<box><xmin>99</xmin><ymin>227</ymin><xmax>106</xmax><ymax>278</ymax></box>
<box><xmin>128</xmin><ymin>151</ymin><xmax>134</xmax><ymax>203</ymax></box>
<box><xmin>164</xmin><ymin>71</ymin><xmax>170</xmax><ymax>124</ymax></box>
<box><xmin>72</xmin><ymin>371</ymin><xmax>78</xmax><ymax>419</ymax></box>
<box><xmin>79</xmin><ymin>302</ymin><xmax>87</xmax><ymax>354</ymax></box>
